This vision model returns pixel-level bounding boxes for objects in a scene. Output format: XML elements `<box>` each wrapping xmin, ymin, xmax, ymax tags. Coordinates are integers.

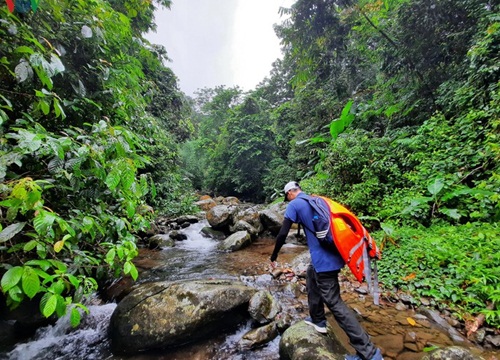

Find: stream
<box><xmin>1</xmin><ymin>220</ymin><xmax>499</xmax><ymax>360</ymax></box>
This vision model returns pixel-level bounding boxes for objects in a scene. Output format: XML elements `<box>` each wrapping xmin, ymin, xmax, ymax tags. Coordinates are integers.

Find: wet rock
<box><xmin>280</xmin><ymin>320</ymin><xmax>348</xmax><ymax>360</ymax></box>
<box><xmin>398</xmin><ymin>293</ymin><xmax>417</xmax><ymax>305</ymax></box>
<box><xmin>485</xmin><ymin>334</ymin><xmax>500</xmax><ymax>347</ymax></box>
<box><xmin>354</xmin><ymin>285</ymin><xmax>369</xmax><ymax>295</ymax></box>
<box><xmin>395</xmin><ymin>302</ymin><xmax>408</xmax><ymax>311</ymax></box>
<box><xmin>421</xmin><ymin>345</ymin><xmax>486</xmax><ymax>360</ymax></box>
<box><xmin>230</xmin><ymin>220</ymin><xmax>259</xmax><ymax>237</ymax></box>
<box><xmin>0</xmin><ymin>320</ymin><xmax>17</xmax><ymax>347</ymax></box>
<box><xmin>169</xmin><ymin>230</ymin><xmax>187</xmax><ymax>241</ymax></box>
<box><xmin>206</xmin><ymin>205</ymin><xmax>236</xmax><ymax>230</ymax></box>
<box><xmin>109</xmin><ymin>279</ymin><xmax>256</xmax><ymax>354</ymax></box>
<box><xmin>102</xmin><ymin>276</ymin><xmax>135</xmax><ymax>302</ymax></box>
<box><xmin>239</xmin><ymin>322</ymin><xmax>278</xmax><ymax>350</ymax></box>
<box><xmin>372</xmin><ymin>334</ymin><xmax>405</xmax><ymax>355</ymax></box>
<box><xmin>270</xmin><ymin>268</ymin><xmax>284</xmax><ymax>279</ymax></box>
<box><xmin>281</xmin><ymin>282</ymin><xmax>304</xmax><ymax>299</ymax></box>
<box><xmin>147</xmin><ymin>234</ymin><xmax>175</xmax><ymax>249</ymax></box>
<box><xmin>446</xmin><ymin>317</ymin><xmax>460</xmax><ymax>328</ymax></box>
<box><xmin>259</xmin><ymin>208</ymin><xmax>284</xmax><ymax>236</ymax></box>
<box><xmin>418</xmin><ymin>307</ymin><xmax>470</xmax><ymax>344</ymax></box>
<box><xmin>200</xmin><ymin>226</ymin><xmax>226</xmax><ymax>240</ymax></box>
<box><xmin>233</xmin><ymin>206</ymin><xmax>264</xmax><ymax>233</ymax></box>
<box><xmin>248</xmin><ymin>290</ymin><xmax>281</xmax><ymax>324</ymax></box>
<box><xmin>219</xmin><ymin>231</ymin><xmax>251</xmax><ymax>251</ymax></box>
<box><xmin>471</xmin><ymin>328</ymin><xmax>486</xmax><ymax>344</ymax></box>
<box><xmin>275</xmin><ymin>311</ymin><xmax>294</xmax><ymax>332</ymax></box>
<box><xmin>289</xmin><ymin>251</ymin><xmax>311</xmax><ymax>278</ymax></box>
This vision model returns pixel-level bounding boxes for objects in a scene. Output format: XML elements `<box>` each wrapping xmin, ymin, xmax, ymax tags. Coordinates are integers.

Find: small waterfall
<box><xmin>176</xmin><ymin>220</ymin><xmax>219</xmax><ymax>251</ymax></box>
<box><xmin>4</xmin><ymin>303</ymin><xmax>116</xmax><ymax>360</ymax></box>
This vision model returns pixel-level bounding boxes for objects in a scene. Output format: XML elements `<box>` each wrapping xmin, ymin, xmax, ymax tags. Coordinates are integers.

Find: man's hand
<box><xmin>270</xmin><ymin>261</ymin><xmax>278</xmax><ymax>269</ymax></box>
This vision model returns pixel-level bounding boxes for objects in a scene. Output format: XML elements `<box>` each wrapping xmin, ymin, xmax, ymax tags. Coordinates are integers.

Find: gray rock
<box><xmin>230</xmin><ymin>220</ymin><xmax>259</xmax><ymax>236</ymax></box>
<box><xmin>147</xmin><ymin>234</ymin><xmax>175</xmax><ymax>248</ymax></box>
<box><xmin>238</xmin><ymin>322</ymin><xmax>278</xmax><ymax>350</ymax></box>
<box><xmin>289</xmin><ymin>251</ymin><xmax>311</xmax><ymax>278</ymax></box>
<box><xmin>280</xmin><ymin>321</ymin><xmax>347</xmax><ymax>360</ymax></box>
<box><xmin>259</xmin><ymin>208</ymin><xmax>284</xmax><ymax>235</ymax></box>
<box><xmin>485</xmin><ymin>334</ymin><xmax>500</xmax><ymax>347</ymax></box>
<box><xmin>275</xmin><ymin>311</ymin><xmax>294</xmax><ymax>332</ymax></box>
<box><xmin>421</xmin><ymin>346</ymin><xmax>485</xmax><ymax>360</ymax></box>
<box><xmin>109</xmin><ymin>279</ymin><xmax>256</xmax><ymax>354</ymax></box>
<box><xmin>222</xmin><ymin>196</ymin><xmax>240</xmax><ymax>205</ymax></box>
<box><xmin>418</xmin><ymin>307</ymin><xmax>470</xmax><ymax>344</ymax></box>
<box><xmin>171</xmin><ymin>215</ymin><xmax>199</xmax><ymax>226</ymax></box>
<box><xmin>219</xmin><ymin>231</ymin><xmax>251</xmax><ymax>251</ymax></box>
<box><xmin>195</xmin><ymin>198</ymin><xmax>217</xmax><ymax>211</ymax></box>
<box><xmin>248</xmin><ymin>290</ymin><xmax>281</xmax><ymax>324</ymax></box>
<box><xmin>200</xmin><ymin>226</ymin><xmax>226</xmax><ymax>240</ymax></box>
<box><xmin>169</xmin><ymin>230</ymin><xmax>187</xmax><ymax>241</ymax></box>
<box><xmin>233</xmin><ymin>206</ymin><xmax>264</xmax><ymax>233</ymax></box>
<box><xmin>206</xmin><ymin>205</ymin><xmax>236</xmax><ymax>230</ymax></box>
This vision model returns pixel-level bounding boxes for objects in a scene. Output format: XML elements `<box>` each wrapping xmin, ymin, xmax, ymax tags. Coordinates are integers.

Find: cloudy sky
<box><xmin>145</xmin><ymin>0</ymin><xmax>294</xmax><ymax>96</ymax></box>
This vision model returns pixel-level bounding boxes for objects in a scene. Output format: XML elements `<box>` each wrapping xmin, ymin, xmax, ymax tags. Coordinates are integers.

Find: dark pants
<box><xmin>306</xmin><ymin>265</ymin><xmax>376</xmax><ymax>360</ymax></box>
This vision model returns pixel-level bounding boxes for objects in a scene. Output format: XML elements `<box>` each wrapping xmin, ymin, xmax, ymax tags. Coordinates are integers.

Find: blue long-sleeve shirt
<box><xmin>272</xmin><ymin>192</ymin><xmax>345</xmax><ymax>272</ymax></box>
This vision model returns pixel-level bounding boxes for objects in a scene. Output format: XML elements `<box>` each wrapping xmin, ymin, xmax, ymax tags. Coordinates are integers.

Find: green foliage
<box><xmin>0</xmin><ymin>0</ymin><xmax>194</xmax><ymax>325</ymax></box>
<box><xmin>205</xmin><ymin>97</ymin><xmax>276</xmax><ymax>201</ymax></box>
<box><xmin>0</xmin><ymin>120</ymin><xmax>150</xmax><ymax>322</ymax></box>
<box><xmin>377</xmin><ymin>223</ymin><xmax>500</xmax><ymax>327</ymax></box>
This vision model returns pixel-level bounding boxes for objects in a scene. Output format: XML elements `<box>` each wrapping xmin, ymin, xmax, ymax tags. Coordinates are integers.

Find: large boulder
<box><xmin>279</xmin><ymin>321</ymin><xmax>348</xmax><ymax>360</ymax></box>
<box><xmin>109</xmin><ymin>279</ymin><xmax>256</xmax><ymax>354</ymax></box>
<box><xmin>421</xmin><ymin>346</ymin><xmax>485</xmax><ymax>360</ymax></box>
<box><xmin>233</xmin><ymin>206</ymin><xmax>264</xmax><ymax>234</ymax></box>
<box><xmin>206</xmin><ymin>205</ymin><xmax>237</xmax><ymax>230</ymax></box>
<box><xmin>259</xmin><ymin>208</ymin><xmax>284</xmax><ymax>235</ymax></box>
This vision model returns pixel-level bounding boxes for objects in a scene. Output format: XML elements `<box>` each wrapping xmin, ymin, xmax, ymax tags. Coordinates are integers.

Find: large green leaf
<box><xmin>70</xmin><ymin>307</ymin><xmax>81</xmax><ymax>327</ymax></box>
<box><xmin>428</xmin><ymin>178</ymin><xmax>444</xmax><ymax>196</ymax></box>
<box><xmin>105</xmin><ymin>169</ymin><xmax>121</xmax><ymax>191</ymax></box>
<box><xmin>1</xmin><ymin>266</ymin><xmax>24</xmax><ymax>292</ymax></box>
<box><xmin>40</xmin><ymin>292</ymin><xmax>57</xmax><ymax>318</ymax></box>
<box><xmin>330</xmin><ymin>100</ymin><xmax>355</xmax><ymax>140</ymax></box>
<box><xmin>0</xmin><ymin>222</ymin><xmax>26</xmax><ymax>243</ymax></box>
<box><xmin>441</xmin><ymin>208</ymin><xmax>461</xmax><ymax>220</ymax></box>
<box><xmin>33</xmin><ymin>211</ymin><xmax>56</xmax><ymax>235</ymax></box>
<box><xmin>22</xmin><ymin>267</ymin><xmax>40</xmax><ymax>299</ymax></box>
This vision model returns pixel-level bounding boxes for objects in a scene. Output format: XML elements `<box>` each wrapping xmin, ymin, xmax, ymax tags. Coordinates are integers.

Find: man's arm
<box><xmin>270</xmin><ymin>218</ymin><xmax>293</xmax><ymax>262</ymax></box>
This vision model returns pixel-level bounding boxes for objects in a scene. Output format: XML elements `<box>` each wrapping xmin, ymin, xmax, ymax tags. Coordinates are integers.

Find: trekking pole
<box><xmin>372</xmin><ymin>259</ymin><xmax>380</xmax><ymax>306</ymax></box>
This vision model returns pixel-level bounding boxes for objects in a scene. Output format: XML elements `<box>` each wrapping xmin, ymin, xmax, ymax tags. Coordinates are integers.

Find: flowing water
<box><xmin>0</xmin><ymin>220</ymin><xmax>307</xmax><ymax>360</ymax></box>
<box><xmin>2</xmin><ymin>220</ymin><xmax>499</xmax><ymax>360</ymax></box>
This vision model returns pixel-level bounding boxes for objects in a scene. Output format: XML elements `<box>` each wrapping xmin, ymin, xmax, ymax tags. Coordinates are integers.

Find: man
<box><xmin>270</xmin><ymin>181</ymin><xmax>383</xmax><ymax>360</ymax></box>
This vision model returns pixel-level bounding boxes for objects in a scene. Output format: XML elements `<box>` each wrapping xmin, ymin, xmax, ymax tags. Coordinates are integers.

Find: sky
<box><xmin>145</xmin><ymin>0</ymin><xmax>294</xmax><ymax>96</ymax></box>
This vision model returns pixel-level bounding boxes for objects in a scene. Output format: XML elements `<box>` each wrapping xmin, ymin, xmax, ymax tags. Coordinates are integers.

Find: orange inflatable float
<box><xmin>319</xmin><ymin>196</ymin><xmax>381</xmax><ymax>283</ymax></box>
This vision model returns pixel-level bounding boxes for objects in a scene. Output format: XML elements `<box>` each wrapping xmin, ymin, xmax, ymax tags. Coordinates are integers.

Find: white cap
<box><xmin>284</xmin><ymin>181</ymin><xmax>300</xmax><ymax>194</ymax></box>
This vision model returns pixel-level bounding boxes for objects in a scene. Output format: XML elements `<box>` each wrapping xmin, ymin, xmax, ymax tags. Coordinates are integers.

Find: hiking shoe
<box><xmin>370</xmin><ymin>349</ymin><xmax>384</xmax><ymax>360</ymax></box>
<box><xmin>344</xmin><ymin>355</ymin><xmax>362</xmax><ymax>360</ymax></box>
<box><xmin>304</xmin><ymin>317</ymin><xmax>327</xmax><ymax>334</ymax></box>
<box><xmin>345</xmin><ymin>348</ymin><xmax>383</xmax><ymax>360</ymax></box>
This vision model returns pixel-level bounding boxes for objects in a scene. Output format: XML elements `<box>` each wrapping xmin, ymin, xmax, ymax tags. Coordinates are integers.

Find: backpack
<box><xmin>301</xmin><ymin>195</ymin><xmax>333</xmax><ymax>243</ymax></box>
<box><xmin>302</xmin><ymin>195</ymin><xmax>382</xmax><ymax>305</ymax></box>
